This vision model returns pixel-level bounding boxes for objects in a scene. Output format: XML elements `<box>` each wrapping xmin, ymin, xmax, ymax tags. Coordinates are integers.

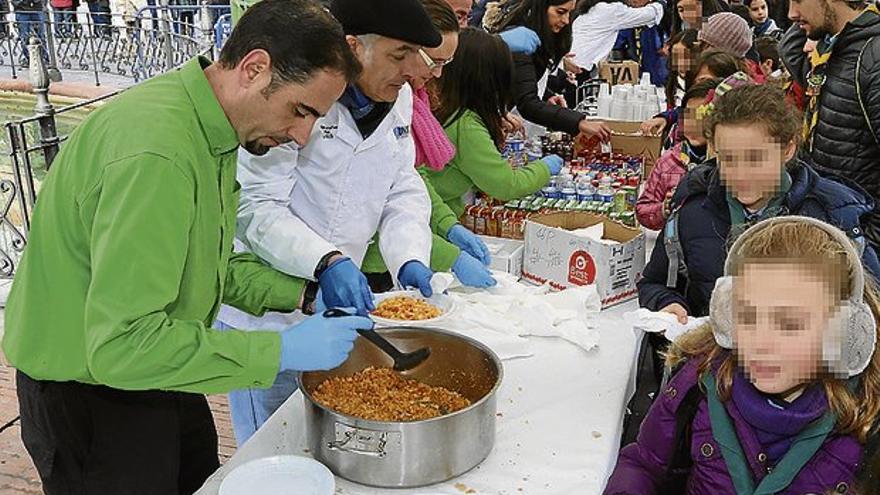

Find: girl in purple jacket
<box><xmin>606</xmin><ymin>216</ymin><xmax>880</xmax><ymax>494</ymax></box>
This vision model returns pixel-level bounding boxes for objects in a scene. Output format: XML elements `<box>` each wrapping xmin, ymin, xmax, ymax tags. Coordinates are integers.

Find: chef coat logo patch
<box><xmin>319</xmin><ymin>124</ymin><xmax>337</xmax><ymax>139</ymax></box>
<box><xmin>393</xmin><ymin>125</ymin><xmax>410</xmax><ymax>139</ymax></box>
<box><xmin>568</xmin><ymin>250</ymin><xmax>596</xmax><ymax>286</ymax></box>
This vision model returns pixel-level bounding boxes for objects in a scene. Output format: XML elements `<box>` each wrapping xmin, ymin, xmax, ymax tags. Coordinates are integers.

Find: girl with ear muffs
<box><xmin>605</xmin><ymin>216</ymin><xmax>880</xmax><ymax>494</ymax></box>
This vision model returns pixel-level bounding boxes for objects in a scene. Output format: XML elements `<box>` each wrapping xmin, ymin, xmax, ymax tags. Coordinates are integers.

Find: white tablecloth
<box><xmin>196</xmin><ymin>299</ymin><xmax>644</xmax><ymax>495</ymax></box>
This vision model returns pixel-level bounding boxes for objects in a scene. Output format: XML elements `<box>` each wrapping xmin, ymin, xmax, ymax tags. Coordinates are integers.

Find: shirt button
<box><xmin>836</xmin><ymin>482</ymin><xmax>849</xmax><ymax>494</ymax></box>
<box><xmin>757</xmin><ymin>452</ymin><xmax>767</xmax><ymax>463</ymax></box>
<box><xmin>700</xmin><ymin>443</ymin><xmax>714</xmax><ymax>458</ymax></box>
<box><xmin>665</xmin><ymin>386</ymin><xmax>677</xmax><ymax>399</ymax></box>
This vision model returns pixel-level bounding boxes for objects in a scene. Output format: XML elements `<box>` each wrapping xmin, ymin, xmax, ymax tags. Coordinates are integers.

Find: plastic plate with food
<box><xmin>370</xmin><ymin>290</ymin><xmax>455</xmax><ymax>326</ymax></box>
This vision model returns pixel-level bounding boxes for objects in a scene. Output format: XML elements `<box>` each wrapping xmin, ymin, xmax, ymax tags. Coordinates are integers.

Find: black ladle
<box><xmin>324</xmin><ymin>308</ymin><xmax>430</xmax><ymax>371</ymax></box>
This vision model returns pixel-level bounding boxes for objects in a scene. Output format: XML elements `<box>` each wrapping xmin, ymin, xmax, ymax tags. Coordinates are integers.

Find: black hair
<box><xmin>755</xmin><ymin>35</ymin><xmax>780</xmax><ymax>71</ymax></box>
<box><xmin>433</xmin><ymin>27</ymin><xmax>514</xmax><ymax>149</ymax></box>
<box><xmin>690</xmin><ymin>48</ymin><xmax>745</xmax><ymax>86</ymax></box>
<box><xmin>219</xmin><ymin>0</ymin><xmax>361</xmax><ymax>89</ymax></box>
<box><xmin>498</xmin><ymin>0</ymin><xmax>573</xmax><ymax>67</ymax></box>
<box><xmin>422</xmin><ymin>0</ymin><xmax>460</xmax><ymax>33</ymax></box>
<box><xmin>730</xmin><ymin>4</ymin><xmax>752</xmax><ymax>26</ymax></box>
<box><xmin>681</xmin><ymin>77</ymin><xmax>719</xmax><ymax>108</ymax></box>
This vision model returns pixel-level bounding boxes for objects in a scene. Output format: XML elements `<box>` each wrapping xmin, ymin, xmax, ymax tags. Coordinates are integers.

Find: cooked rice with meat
<box><xmin>372</xmin><ymin>296</ymin><xmax>442</xmax><ymax>321</ymax></box>
<box><xmin>312</xmin><ymin>367</ymin><xmax>471</xmax><ymax>421</ymax></box>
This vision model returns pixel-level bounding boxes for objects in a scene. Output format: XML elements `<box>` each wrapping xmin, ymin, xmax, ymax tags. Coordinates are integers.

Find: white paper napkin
<box><xmin>623</xmin><ymin>308</ymin><xmax>709</xmax><ymax>343</ymax></box>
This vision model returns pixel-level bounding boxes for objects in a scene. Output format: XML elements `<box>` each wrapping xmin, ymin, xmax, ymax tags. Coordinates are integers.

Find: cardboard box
<box><xmin>478</xmin><ymin>235</ymin><xmax>524</xmax><ymax>278</ymax></box>
<box><xmin>522</xmin><ymin>211</ymin><xmax>646</xmax><ymax>308</ymax></box>
<box><xmin>575</xmin><ymin>120</ymin><xmax>662</xmax><ymax>178</ymax></box>
<box><xmin>598</xmin><ymin>60</ymin><xmax>641</xmax><ymax>86</ymax></box>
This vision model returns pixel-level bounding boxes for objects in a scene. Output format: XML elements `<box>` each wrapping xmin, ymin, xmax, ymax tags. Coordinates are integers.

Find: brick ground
<box><xmin>0</xmin><ymin>362</ymin><xmax>239</xmax><ymax>494</ymax></box>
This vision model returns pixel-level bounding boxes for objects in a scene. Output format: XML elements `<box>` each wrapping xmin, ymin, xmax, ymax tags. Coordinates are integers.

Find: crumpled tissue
<box><xmin>442</xmin><ymin>271</ymin><xmax>603</xmax><ymax>357</ymax></box>
<box><xmin>623</xmin><ymin>308</ymin><xmax>709</xmax><ymax>343</ymax></box>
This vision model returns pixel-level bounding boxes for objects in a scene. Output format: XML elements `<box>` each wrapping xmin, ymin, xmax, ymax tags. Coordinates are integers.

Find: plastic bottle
<box><xmin>542</xmin><ymin>176</ymin><xmax>561</xmax><ymax>199</ymax></box>
<box><xmin>598</xmin><ymin>176</ymin><xmax>614</xmax><ymax>203</ymax></box>
<box><xmin>576</xmin><ymin>177</ymin><xmax>595</xmax><ymax>202</ymax></box>
<box><xmin>561</xmin><ymin>178</ymin><xmax>578</xmax><ymax>201</ymax></box>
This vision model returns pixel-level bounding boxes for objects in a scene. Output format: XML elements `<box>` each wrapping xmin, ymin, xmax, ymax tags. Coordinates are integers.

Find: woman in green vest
<box><xmin>420</xmin><ymin>27</ymin><xmax>563</xmax><ymax>252</ymax></box>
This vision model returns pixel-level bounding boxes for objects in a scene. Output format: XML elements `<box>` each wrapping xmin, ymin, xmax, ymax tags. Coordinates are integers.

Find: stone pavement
<box><xmin>0</xmin><ymin>350</ymin><xmax>240</xmax><ymax>495</ymax></box>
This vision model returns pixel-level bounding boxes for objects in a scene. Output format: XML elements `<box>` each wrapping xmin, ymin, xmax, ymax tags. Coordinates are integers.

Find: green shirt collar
<box><xmin>180</xmin><ymin>56</ymin><xmax>240</xmax><ymax>157</ymax></box>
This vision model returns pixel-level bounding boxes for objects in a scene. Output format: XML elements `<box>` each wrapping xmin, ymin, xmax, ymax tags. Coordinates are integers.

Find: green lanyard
<box><xmin>726</xmin><ymin>171</ymin><xmax>792</xmax><ymax>227</ymax></box>
<box><xmin>702</xmin><ymin>374</ymin><xmax>837</xmax><ymax>495</ymax></box>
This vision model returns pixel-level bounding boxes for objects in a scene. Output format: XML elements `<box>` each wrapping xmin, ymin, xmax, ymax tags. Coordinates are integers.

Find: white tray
<box><xmin>219</xmin><ymin>455</ymin><xmax>334</xmax><ymax>495</ymax></box>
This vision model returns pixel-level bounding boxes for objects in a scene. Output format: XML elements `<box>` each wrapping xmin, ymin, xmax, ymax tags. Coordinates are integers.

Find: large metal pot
<box><xmin>298</xmin><ymin>327</ymin><xmax>503</xmax><ymax>488</ymax></box>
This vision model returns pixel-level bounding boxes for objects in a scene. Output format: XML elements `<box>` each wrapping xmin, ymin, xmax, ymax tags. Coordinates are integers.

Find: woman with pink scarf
<box><xmin>361</xmin><ymin>0</ymin><xmax>497</xmax><ymax>290</ymax></box>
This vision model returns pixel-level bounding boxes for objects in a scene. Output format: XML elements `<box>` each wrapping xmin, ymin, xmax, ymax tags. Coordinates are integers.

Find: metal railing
<box><xmin>0</xmin><ymin>3</ymin><xmax>229</xmax><ymax>86</ymax></box>
<box><xmin>0</xmin><ymin>2</ymin><xmax>224</xmax><ymax>276</ymax></box>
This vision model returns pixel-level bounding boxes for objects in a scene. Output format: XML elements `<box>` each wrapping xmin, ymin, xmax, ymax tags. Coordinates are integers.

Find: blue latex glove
<box><xmin>279</xmin><ymin>308</ymin><xmax>371</xmax><ymax>371</ymax></box>
<box><xmin>452</xmin><ymin>252</ymin><xmax>497</xmax><ymax>288</ymax></box>
<box><xmin>543</xmin><ymin>154</ymin><xmax>564</xmax><ymax>176</ymax></box>
<box><xmin>314</xmin><ymin>288</ymin><xmax>327</xmax><ymax>314</ymax></box>
<box><xmin>398</xmin><ymin>260</ymin><xmax>434</xmax><ymax>297</ymax></box>
<box><xmin>317</xmin><ymin>257</ymin><xmax>375</xmax><ymax>316</ymax></box>
<box><xmin>447</xmin><ymin>224</ymin><xmax>491</xmax><ymax>266</ymax></box>
<box><xmin>499</xmin><ymin>26</ymin><xmax>541</xmax><ymax>55</ymax></box>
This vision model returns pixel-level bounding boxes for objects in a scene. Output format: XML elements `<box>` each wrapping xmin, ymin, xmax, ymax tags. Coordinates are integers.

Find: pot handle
<box><xmin>327</xmin><ymin>428</ymin><xmax>390</xmax><ymax>458</ymax></box>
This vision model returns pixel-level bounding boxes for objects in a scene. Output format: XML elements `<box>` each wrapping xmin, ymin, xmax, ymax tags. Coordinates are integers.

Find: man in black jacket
<box><xmin>781</xmin><ymin>0</ymin><xmax>880</xmax><ymax>247</ymax></box>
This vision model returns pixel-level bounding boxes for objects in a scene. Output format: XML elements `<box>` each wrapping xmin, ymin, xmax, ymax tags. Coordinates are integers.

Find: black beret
<box><xmin>330</xmin><ymin>0</ymin><xmax>442</xmax><ymax>48</ymax></box>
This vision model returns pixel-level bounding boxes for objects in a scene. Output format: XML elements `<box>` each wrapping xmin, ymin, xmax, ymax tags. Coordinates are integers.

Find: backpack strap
<box><xmin>664</xmin><ymin>209</ymin><xmax>689</xmax><ymax>289</ymax></box>
<box><xmin>855</xmin><ymin>35</ymin><xmax>880</xmax><ymax>147</ymax></box>
<box><xmin>660</xmin><ymin>371</ymin><xmax>704</xmax><ymax>493</ymax></box>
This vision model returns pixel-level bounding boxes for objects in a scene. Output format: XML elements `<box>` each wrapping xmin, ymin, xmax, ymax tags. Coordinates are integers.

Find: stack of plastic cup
<box><xmin>596</xmin><ymin>83</ymin><xmax>612</xmax><ymax>118</ymax></box>
<box><xmin>595</xmin><ymin>73</ymin><xmax>668</xmax><ymax>121</ymax></box>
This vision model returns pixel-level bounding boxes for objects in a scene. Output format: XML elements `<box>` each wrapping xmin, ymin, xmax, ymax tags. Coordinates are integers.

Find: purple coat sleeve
<box><xmin>603</xmin><ymin>360</ymin><xmax>701</xmax><ymax>495</ymax></box>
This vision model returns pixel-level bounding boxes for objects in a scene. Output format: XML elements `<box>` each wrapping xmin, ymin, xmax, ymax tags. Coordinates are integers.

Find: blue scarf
<box><xmin>731</xmin><ymin>369</ymin><xmax>828</xmax><ymax>464</ymax></box>
<box><xmin>339</xmin><ymin>85</ymin><xmax>375</xmax><ymax>121</ymax></box>
<box><xmin>754</xmin><ymin>18</ymin><xmax>776</xmax><ymax>37</ymax></box>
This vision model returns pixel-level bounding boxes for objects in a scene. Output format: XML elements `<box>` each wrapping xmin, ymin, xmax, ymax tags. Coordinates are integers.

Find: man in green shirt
<box><xmin>2</xmin><ymin>0</ymin><xmax>369</xmax><ymax>492</ymax></box>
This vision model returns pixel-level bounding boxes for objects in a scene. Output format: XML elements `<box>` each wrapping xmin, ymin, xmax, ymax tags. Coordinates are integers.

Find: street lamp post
<box><xmin>28</xmin><ymin>35</ymin><xmax>59</xmax><ymax>169</ymax></box>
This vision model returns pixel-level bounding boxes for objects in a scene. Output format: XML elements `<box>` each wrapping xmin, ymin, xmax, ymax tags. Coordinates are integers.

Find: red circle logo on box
<box><xmin>568</xmin><ymin>250</ymin><xmax>596</xmax><ymax>286</ymax></box>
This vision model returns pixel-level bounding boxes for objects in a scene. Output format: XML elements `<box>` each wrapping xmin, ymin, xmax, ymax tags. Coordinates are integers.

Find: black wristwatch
<box><xmin>302</xmin><ymin>281</ymin><xmax>320</xmax><ymax>315</ymax></box>
<box><xmin>314</xmin><ymin>250</ymin><xmax>343</xmax><ymax>279</ymax></box>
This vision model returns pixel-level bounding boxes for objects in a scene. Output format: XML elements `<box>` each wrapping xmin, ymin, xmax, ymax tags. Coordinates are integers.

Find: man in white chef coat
<box><xmin>217</xmin><ymin>0</ymin><xmax>442</xmax><ymax>444</ymax></box>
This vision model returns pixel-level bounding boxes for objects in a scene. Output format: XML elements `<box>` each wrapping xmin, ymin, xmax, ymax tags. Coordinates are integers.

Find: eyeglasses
<box><xmin>418</xmin><ymin>48</ymin><xmax>454</xmax><ymax>75</ymax></box>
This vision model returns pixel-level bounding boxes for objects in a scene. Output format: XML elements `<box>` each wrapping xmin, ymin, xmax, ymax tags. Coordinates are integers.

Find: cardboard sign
<box><xmin>599</xmin><ymin>61</ymin><xmax>641</xmax><ymax>86</ymax></box>
<box><xmin>522</xmin><ymin>211</ymin><xmax>646</xmax><ymax>308</ymax></box>
<box><xmin>575</xmin><ymin>120</ymin><xmax>663</xmax><ymax>178</ymax></box>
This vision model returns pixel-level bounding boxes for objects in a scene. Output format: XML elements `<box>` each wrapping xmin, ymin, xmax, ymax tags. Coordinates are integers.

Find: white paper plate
<box><xmin>371</xmin><ymin>290</ymin><xmax>456</xmax><ymax>326</ymax></box>
<box><xmin>219</xmin><ymin>455</ymin><xmax>334</xmax><ymax>495</ymax></box>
